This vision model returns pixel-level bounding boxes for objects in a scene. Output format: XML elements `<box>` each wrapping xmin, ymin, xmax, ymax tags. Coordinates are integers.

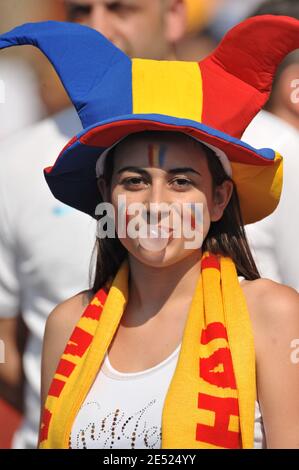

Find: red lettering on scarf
<box><xmin>83</xmin><ymin>303</ymin><xmax>102</xmax><ymax>320</ymax></box>
<box><xmin>39</xmin><ymin>408</ymin><xmax>52</xmax><ymax>443</ymax></box>
<box><xmin>56</xmin><ymin>358</ymin><xmax>76</xmax><ymax>378</ymax></box>
<box><xmin>201</xmin><ymin>322</ymin><xmax>228</xmax><ymax>344</ymax></box>
<box><xmin>196</xmin><ymin>393</ymin><xmax>241</xmax><ymax>448</ymax></box>
<box><xmin>197</xmin><ymin>322</ymin><xmax>240</xmax><ymax>447</ymax></box>
<box><xmin>82</xmin><ymin>289</ymin><xmax>107</xmax><ymax>320</ymax></box>
<box><xmin>64</xmin><ymin>326</ymin><xmax>93</xmax><ymax>357</ymax></box>
<box><xmin>201</xmin><ymin>255</ymin><xmax>220</xmax><ymax>271</ymax></box>
<box><xmin>200</xmin><ymin>322</ymin><xmax>236</xmax><ymax>388</ymax></box>
<box><xmin>200</xmin><ymin>348</ymin><xmax>237</xmax><ymax>388</ymax></box>
<box><xmin>48</xmin><ymin>378</ymin><xmax>66</xmax><ymax>397</ymax></box>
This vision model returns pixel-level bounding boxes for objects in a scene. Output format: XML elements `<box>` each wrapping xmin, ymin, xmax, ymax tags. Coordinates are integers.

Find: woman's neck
<box><xmin>126</xmin><ymin>250</ymin><xmax>202</xmax><ymax>320</ymax></box>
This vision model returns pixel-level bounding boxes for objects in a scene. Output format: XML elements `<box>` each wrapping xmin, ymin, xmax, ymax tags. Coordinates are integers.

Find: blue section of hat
<box><xmin>0</xmin><ymin>21</ymin><xmax>133</xmax><ymax>128</ymax></box>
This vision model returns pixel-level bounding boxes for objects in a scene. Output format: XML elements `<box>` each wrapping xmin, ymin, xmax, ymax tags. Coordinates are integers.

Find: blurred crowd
<box><xmin>0</xmin><ymin>0</ymin><xmax>298</xmax><ymax>449</ymax></box>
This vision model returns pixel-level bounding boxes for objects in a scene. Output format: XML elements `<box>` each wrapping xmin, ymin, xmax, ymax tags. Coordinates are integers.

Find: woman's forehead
<box><xmin>113</xmin><ymin>133</ymin><xmax>207</xmax><ymax>171</ymax></box>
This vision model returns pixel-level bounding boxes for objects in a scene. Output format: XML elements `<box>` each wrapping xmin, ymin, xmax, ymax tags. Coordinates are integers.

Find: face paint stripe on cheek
<box><xmin>190</xmin><ymin>203</ymin><xmax>196</xmax><ymax>230</ymax></box>
<box><xmin>125</xmin><ymin>208</ymin><xmax>130</xmax><ymax>233</ymax></box>
<box><xmin>189</xmin><ymin>202</ymin><xmax>203</xmax><ymax>231</ymax></box>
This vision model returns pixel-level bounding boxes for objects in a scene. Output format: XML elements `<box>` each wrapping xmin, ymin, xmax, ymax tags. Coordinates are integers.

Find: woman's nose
<box><xmin>142</xmin><ymin>183</ymin><xmax>172</xmax><ymax>224</ymax></box>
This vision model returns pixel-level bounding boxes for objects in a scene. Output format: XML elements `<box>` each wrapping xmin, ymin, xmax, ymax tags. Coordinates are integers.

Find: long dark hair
<box><xmin>89</xmin><ymin>131</ymin><xmax>260</xmax><ymax>293</ymax></box>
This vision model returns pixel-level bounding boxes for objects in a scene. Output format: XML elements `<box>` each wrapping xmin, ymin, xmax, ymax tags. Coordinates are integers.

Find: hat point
<box><xmin>199</xmin><ymin>15</ymin><xmax>299</xmax><ymax>138</ymax></box>
<box><xmin>0</xmin><ymin>21</ymin><xmax>132</xmax><ymax>128</ymax></box>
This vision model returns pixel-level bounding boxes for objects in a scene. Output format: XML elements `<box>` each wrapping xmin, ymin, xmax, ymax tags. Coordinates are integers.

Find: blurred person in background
<box><xmin>243</xmin><ymin>0</ymin><xmax>299</xmax><ymax>291</ymax></box>
<box><xmin>206</xmin><ymin>0</ymin><xmax>265</xmax><ymax>41</ymax></box>
<box><xmin>65</xmin><ymin>0</ymin><xmax>186</xmax><ymax>59</ymax></box>
<box><xmin>0</xmin><ymin>58</ymin><xmax>47</xmax><ymax>140</ymax></box>
<box><xmin>176</xmin><ymin>0</ymin><xmax>223</xmax><ymax>61</ymax></box>
<box><xmin>175</xmin><ymin>0</ymin><xmax>268</xmax><ymax>62</ymax></box>
<box><xmin>0</xmin><ymin>0</ymin><xmax>68</xmax><ymax>449</ymax></box>
<box><xmin>0</xmin><ymin>0</ymin><xmax>70</xmax><ymax>119</ymax></box>
<box><xmin>0</xmin><ymin>0</ymin><xmax>189</xmax><ymax>449</ymax></box>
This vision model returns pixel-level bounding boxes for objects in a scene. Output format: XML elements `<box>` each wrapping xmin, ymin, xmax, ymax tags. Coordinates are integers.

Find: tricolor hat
<box><xmin>0</xmin><ymin>15</ymin><xmax>299</xmax><ymax>224</ymax></box>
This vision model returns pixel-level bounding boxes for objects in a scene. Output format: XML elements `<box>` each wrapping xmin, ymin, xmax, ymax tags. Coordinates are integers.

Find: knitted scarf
<box><xmin>38</xmin><ymin>251</ymin><xmax>256</xmax><ymax>449</ymax></box>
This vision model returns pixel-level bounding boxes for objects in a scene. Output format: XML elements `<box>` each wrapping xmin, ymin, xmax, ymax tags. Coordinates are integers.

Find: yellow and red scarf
<box><xmin>39</xmin><ymin>251</ymin><xmax>256</xmax><ymax>449</ymax></box>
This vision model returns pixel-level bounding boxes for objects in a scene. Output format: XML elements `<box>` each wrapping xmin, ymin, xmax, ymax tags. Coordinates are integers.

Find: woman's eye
<box><xmin>171</xmin><ymin>178</ymin><xmax>193</xmax><ymax>189</ymax></box>
<box><xmin>119</xmin><ymin>177</ymin><xmax>193</xmax><ymax>190</ymax></box>
<box><xmin>120</xmin><ymin>177</ymin><xmax>147</xmax><ymax>188</ymax></box>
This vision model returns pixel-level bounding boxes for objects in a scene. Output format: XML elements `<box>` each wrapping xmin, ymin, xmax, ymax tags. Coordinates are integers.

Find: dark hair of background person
<box><xmin>89</xmin><ymin>131</ymin><xmax>260</xmax><ymax>294</ymax></box>
<box><xmin>250</xmin><ymin>0</ymin><xmax>299</xmax><ymax>111</ymax></box>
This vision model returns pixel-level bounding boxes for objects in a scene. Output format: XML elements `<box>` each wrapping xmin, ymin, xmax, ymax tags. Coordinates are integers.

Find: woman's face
<box><xmin>100</xmin><ymin>133</ymin><xmax>232</xmax><ymax>268</ymax></box>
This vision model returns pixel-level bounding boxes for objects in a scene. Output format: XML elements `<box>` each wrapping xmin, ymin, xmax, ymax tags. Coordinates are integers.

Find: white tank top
<box><xmin>70</xmin><ymin>276</ymin><xmax>266</xmax><ymax>449</ymax></box>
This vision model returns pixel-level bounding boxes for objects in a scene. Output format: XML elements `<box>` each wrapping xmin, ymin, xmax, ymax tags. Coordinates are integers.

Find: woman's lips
<box><xmin>137</xmin><ymin>224</ymin><xmax>173</xmax><ymax>252</ymax></box>
<box><xmin>157</xmin><ymin>227</ymin><xmax>172</xmax><ymax>234</ymax></box>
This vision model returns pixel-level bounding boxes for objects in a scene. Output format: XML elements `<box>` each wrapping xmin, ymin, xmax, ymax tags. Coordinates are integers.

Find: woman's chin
<box><xmin>121</xmin><ymin>235</ymin><xmax>172</xmax><ymax>266</ymax></box>
<box><xmin>137</xmin><ymin>238</ymin><xmax>169</xmax><ymax>261</ymax></box>
<box><xmin>119</xmin><ymin>236</ymin><xmax>199</xmax><ymax>267</ymax></box>
<box><xmin>132</xmin><ymin>238</ymin><xmax>190</xmax><ymax>268</ymax></box>
<box><xmin>137</xmin><ymin>235</ymin><xmax>169</xmax><ymax>252</ymax></box>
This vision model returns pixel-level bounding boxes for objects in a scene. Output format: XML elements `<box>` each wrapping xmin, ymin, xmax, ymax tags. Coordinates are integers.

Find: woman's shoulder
<box><xmin>239</xmin><ymin>277</ymin><xmax>299</xmax><ymax>341</ymax></box>
<box><xmin>240</xmin><ymin>277</ymin><xmax>298</xmax><ymax>311</ymax></box>
<box><xmin>43</xmin><ymin>289</ymin><xmax>95</xmax><ymax>355</ymax></box>
<box><xmin>45</xmin><ymin>289</ymin><xmax>94</xmax><ymax>334</ymax></box>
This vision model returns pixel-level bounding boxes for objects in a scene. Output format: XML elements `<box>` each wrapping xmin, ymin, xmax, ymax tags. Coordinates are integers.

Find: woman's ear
<box><xmin>210</xmin><ymin>180</ymin><xmax>234</xmax><ymax>222</ymax></box>
<box><xmin>97</xmin><ymin>177</ymin><xmax>109</xmax><ymax>202</ymax></box>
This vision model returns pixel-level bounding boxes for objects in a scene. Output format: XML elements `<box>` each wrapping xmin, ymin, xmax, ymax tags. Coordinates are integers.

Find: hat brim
<box><xmin>44</xmin><ymin>114</ymin><xmax>282</xmax><ymax>225</ymax></box>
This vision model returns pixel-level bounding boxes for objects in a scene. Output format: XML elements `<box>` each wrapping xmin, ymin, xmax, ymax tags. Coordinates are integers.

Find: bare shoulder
<box><xmin>40</xmin><ymin>289</ymin><xmax>94</xmax><ymax>412</ymax></box>
<box><xmin>239</xmin><ymin>278</ymin><xmax>299</xmax><ymax>352</ymax></box>
<box><xmin>43</xmin><ymin>288</ymin><xmax>94</xmax><ymax>370</ymax></box>
<box><xmin>240</xmin><ymin>277</ymin><xmax>299</xmax><ymax>325</ymax></box>
<box><xmin>45</xmin><ymin>288</ymin><xmax>94</xmax><ymax>337</ymax></box>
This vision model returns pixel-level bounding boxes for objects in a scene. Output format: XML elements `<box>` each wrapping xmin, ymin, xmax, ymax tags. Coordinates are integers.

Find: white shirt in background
<box><xmin>0</xmin><ymin>107</ymin><xmax>97</xmax><ymax>448</ymax></box>
<box><xmin>243</xmin><ymin>110</ymin><xmax>299</xmax><ymax>292</ymax></box>
<box><xmin>0</xmin><ymin>57</ymin><xmax>46</xmax><ymax>140</ymax></box>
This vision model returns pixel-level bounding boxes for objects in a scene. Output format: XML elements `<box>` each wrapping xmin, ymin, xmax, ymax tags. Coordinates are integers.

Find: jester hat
<box><xmin>1</xmin><ymin>15</ymin><xmax>299</xmax><ymax>224</ymax></box>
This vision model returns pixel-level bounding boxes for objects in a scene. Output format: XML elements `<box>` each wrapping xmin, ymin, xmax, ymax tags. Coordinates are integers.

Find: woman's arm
<box><xmin>249</xmin><ymin>280</ymin><xmax>299</xmax><ymax>448</ymax></box>
<box><xmin>38</xmin><ymin>290</ymin><xmax>92</xmax><ymax>446</ymax></box>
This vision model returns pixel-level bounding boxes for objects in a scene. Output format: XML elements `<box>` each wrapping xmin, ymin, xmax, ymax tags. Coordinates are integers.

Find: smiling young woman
<box><xmin>40</xmin><ymin>130</ymin><xmax>299</xmax><ymax>449</ymax></box>
<box><xmin>0</xmin><ymin>15</ymin><xmax>299</xmax><ymax>449</ymax></box>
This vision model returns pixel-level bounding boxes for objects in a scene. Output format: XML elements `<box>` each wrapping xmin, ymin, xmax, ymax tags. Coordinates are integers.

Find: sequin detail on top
<box><xmin>69</xmin><ymin>400</ymin><xmax>164</xmax><ymax>449</ymax></box>
<box><xmin>69</xmin><ymin>343</ymin><xmax>181</xmax><ymax>449</ymax></box>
